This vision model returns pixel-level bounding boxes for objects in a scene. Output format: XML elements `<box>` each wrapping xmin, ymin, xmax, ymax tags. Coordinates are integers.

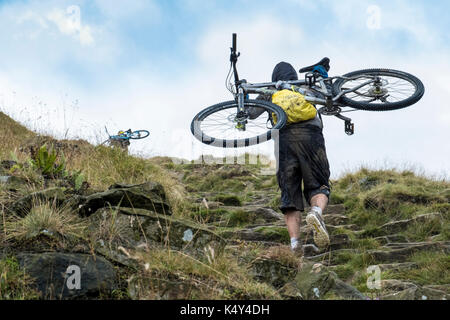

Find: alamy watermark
<box><xmin>65</xmin><ymin>265</ymin><xmax>81</xmax><ymax>290</ymax></box>
<box><xmin>366</xmin><ymin>265</ymin><xmax>381</xmax><ymax>290</ymax></box>
<box><xmin>170</xmin><ymin>121</ymin><xmax>279</xmax><ymax>175</ymax></box>
<box><xmin>366</xmin><ymin>5</ymin><xmax>381</xmax><ymax>30</ymax></box>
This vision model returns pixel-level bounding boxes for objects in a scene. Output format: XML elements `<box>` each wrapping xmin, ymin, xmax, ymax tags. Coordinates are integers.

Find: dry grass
<box><xmin>119</xmin><ymin>245</ymin><xmax>281</xmax><ymax>300</ymax></box>
<box><xmin>0</xmin><ymin>112</ymin><xmax>35</xmax><ymax>160</ymax></box>
<box><xmin>4</xmin><ymin>198</ymin><xmax>87</xmax><ymax>241</ymax></box>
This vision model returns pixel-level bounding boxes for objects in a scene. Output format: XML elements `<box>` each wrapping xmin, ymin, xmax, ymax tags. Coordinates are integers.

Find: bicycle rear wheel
<box><xmin>130</xmin><ymin>130</ymin><xmax>150</xmax><ymax>139</ymax></box>
<box><xmin>332</xmin><ymin>69</ymin><xmax>424</xmax><ymax>111</ymax></box>
<box><xmin>191</xmin><ymin>99</ymin><xmax>286</xmax><ymax>148</ymax></box>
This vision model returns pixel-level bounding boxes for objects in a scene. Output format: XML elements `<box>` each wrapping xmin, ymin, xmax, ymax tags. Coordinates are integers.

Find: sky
<box><xmin>0</xmin><ymin>0</ymin><xmax>449</xmax><ymax>179</ymax></box>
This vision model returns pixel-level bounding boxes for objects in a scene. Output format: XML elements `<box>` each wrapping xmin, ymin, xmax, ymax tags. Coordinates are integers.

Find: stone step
<box><xmin>368</xmin><ymin>241</ymin><xmax>450</xmax><ymax>264</ymax></box>
<box><xmin>381</xmin><ymin>286</ymin><xmax>449</xmax><ymax>300</ymax></box>
<box><xmin>377</xmin><ymin>262</ymin><xmax>419</xmax><ymax>272</ymax></box>
<box><xmin>374</xmin><ymin>234</ymin><xmax>409</xmax><ymax>245</ymax></box>
<box><xmin>356</xmin><ymin>213</ymin><xmax>444</xmax><ymax>237</ymax></box>
<box><xmin>307</xmin><ymin>249</ymin><xmax>360</xmax><ymax>265</ymax></box>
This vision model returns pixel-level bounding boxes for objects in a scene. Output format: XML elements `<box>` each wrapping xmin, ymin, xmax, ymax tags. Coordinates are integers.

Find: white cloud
<box><xmin>93</xmin><ymin>0</ymin><xmax>160</xmax><ymax>22</ymax></box>
<box><xmin>47</xmin><ymin>6</ymin><xmax>94</xmax><ymax>46</ymax></box>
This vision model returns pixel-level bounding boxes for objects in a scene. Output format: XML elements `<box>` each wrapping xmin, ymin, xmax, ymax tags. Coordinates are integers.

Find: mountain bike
<box><xmin>101</xmin><ymin>127</ymin><xmax>150</xmax><ymax>146</ymax></box>
<box><xmin>191</xmin><ymin>33</ymin><xmax>425</xmax><ymax>148</ymax></box>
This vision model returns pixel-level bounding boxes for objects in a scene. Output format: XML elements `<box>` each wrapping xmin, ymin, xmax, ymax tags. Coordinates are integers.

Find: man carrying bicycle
<box><xmin>250</xmin><ymin>61</ymin><xmax>331</xmax><ymax>254</ymax></box>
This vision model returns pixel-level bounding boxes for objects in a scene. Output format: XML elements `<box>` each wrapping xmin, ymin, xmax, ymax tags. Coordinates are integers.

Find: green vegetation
<box><xmin>331</xmin><ymin>168</ymin><xmax>449</xmax><ymax>231</ymax></box>
<box><xmin>30</xmin><ymin>144</ymin><xmax>65</xmax><ymax>177</ymax></box>
<box><xmin>254</xmin><ymin>226</ymin><xmax>290</xmax><ymax>242</ymax></box>
<box><xmin>0</xmin><ymin>257</ymin><xmax>40</xmax><ymax>299</ymax></box>
<box><xmin>383</xmin><ymin>251</ymin><xmax>450</xmax><ymax>286</ymax></box>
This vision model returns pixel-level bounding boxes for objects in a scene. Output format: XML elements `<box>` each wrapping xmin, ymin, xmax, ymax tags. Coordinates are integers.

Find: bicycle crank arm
<box><xmin>334</xmin><ymin>114</ymin><xmax>354</xmax><ymax>135</ymax></box>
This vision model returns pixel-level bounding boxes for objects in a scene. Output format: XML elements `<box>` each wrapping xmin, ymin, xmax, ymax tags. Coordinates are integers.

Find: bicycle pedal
<box><xmin>345</xmin><ymin>121</ymin><xmax>354</xmax><ymax>135</ymax></box>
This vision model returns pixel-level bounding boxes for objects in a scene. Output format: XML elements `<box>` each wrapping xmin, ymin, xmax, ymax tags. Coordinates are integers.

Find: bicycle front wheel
<box><xmin>191</xmin><ymin>99</ymin><xmax>286</xmax><ymax>148</ymax></box>
<box><xmin>332</xmin><ymin>69</ymin><xmax>424</xmax><ymax>111</ymax></box>
<box><xmin>130</xmin><ymin>130</ymin><xmax>150</xmax><ymax>139</ymax></box>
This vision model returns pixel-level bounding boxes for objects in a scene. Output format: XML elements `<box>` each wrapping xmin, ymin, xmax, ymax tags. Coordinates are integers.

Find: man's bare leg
<box><xmin>306</xmin><ymin>193</ymin><xmax>330</xmax><ymax>248</ymax></box>
<box><xmin>285</xmin><ymin>210</ymin><xmax>301</xmax><ymax>239</ymax></box>
<box><xmin>310</xmin><ymin>193</ymin><xmax>328</xmax><ymax>213</ymax></box>
<box><xmin>285</xmin><ymin>210</ymin><xmax>301</xmax><ymax>252</ymax></box>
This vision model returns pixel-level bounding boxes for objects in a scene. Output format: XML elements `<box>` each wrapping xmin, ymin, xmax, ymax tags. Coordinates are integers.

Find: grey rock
<box><xmin>16</xmin><ymin>252</ymin><xmax>117</xmax><ymax>299</ymax></box>
<box><xmin>381</xmin><ymin>279</ymin><xmax>418</xmax><ymax>292</ymax></box>
<box><xmin>382</xmin><ymin>286</ymin><xmax>449</xmax><ymax>300</ymax></box>
<box><xmin>89</xmin><ymin>207</ymin><xmax>226</xmax><ymax>257</ymax></box>
<box><xmin>78</xmin><ymin>181</ymin><xmax>171</xmax><ymax>216</ymax></box>
<box><xmin>368</xmin><ymin>242</ymin><xmax>450</xmax><ymax>263</ymax></box>
<box><xmin>0</xmin><ymin>175</ymin><xmax>10</xmax><ymax>183</ymax></box>
<box><xmin>332</xmin><ymin>279</ymin><xmax>366</xmax><ymax>300</ymax></box>
<box><xmin>281</xmin><ymin>261</ymin><xmax>365</xmax><ymax>300</ymax></box>
<box><xmin>254</xmin><ymin>207</ymin><xmax>284</xmax><ymax>222</ymax></box>
<box><xmin>249</xmin><ymin>257</ymin><xmax>297</xmax><ymax>289</ymax></box>
<box><xmin>377</xmin><ymin>262</ymin><xmax>419</xmax><ymax>272</ymax></box>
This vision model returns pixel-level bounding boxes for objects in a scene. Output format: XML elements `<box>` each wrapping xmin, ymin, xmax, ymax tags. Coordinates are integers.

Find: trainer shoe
<box><xmin>306</xmin><ymin>209</ymin><xmax>330</xmax><ymax>248</ymax></box>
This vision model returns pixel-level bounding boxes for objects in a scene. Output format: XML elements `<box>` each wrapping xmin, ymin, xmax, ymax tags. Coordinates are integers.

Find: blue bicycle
<box><xmin>101</xmin><ymin>127</ymin><xmax>150</xmax><ymax>146</ymax></box>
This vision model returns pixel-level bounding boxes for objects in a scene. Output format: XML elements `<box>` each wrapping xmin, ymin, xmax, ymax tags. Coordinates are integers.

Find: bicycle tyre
<box><xmin>191</xmin><ymin>99</ymin><xmax>287</xmax><ymax>148</ymax></box>
<box><xmin>130</xmin><ymin>130</ymin><xmax>150</xmax><ymax>139</ymax></box>
<box><xmin>332</xmin><ymin>68</ymin><xmax>424</xmax><ymax>111</ymax></box>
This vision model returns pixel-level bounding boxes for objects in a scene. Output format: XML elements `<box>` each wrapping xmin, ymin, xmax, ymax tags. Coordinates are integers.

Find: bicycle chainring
<box><xmin>318</xmin><ymin>106</ymin><xmax>341</xmax><ymax>116</ymax></box>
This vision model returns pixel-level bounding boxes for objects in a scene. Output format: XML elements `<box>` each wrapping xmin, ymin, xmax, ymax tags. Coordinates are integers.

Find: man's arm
<box><xmin>247</xmin><ymin>92</ymin><xmax>272</xmax><ymax>120</ymax></box>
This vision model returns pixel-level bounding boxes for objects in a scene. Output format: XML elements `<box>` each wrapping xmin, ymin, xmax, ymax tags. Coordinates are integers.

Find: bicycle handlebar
<box><xmin>232</xmin><ymin>33</ymin><xmax>237</xmax><ymax>54</ymax></box>
<box><xmin>230</xmin><ymin>33</ymin><xmax>240</xmax><ymax>83</ymax></box>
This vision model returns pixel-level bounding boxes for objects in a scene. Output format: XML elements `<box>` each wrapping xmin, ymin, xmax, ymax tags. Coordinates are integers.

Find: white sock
<box><xmin>290</xmin><ymin>237</ymin><xmax>299</xmax><ymax>250</ymax></box>
<box><xmin>311</xmin><ymin>206</ymin><xmax>323</xmax><ymax>217</ymax></box>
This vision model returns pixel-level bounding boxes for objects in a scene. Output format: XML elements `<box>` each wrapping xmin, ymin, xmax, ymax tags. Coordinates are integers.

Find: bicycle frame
<box><xmin>229</xmin><ymin>33</ymin><xmax>361</xmax><ymax>135</ymax></box>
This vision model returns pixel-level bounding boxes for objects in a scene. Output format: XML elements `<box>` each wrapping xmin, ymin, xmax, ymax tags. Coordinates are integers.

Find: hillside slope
<box><xmin>0</xmin><ymin>112</ymin><xmax>448</xmax><ymax>300</ymax></box>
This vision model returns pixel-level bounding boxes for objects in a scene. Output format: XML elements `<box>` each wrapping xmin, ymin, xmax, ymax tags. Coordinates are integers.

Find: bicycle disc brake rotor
<box><xmin>227</xmin><ymin>112</ymin><xmax>248</xmax><ymax>130</ymax></box>
<box><xmin>367</xmin><ymin>78</ymin><xmax>389</xmax><ymax>97</ymax></box>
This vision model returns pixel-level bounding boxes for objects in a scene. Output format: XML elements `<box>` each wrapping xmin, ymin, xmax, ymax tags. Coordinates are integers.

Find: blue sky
<box><xmin>0</xmin><ymin>0</ymin><xmax>449</xmax><ymax>178</ymax></box>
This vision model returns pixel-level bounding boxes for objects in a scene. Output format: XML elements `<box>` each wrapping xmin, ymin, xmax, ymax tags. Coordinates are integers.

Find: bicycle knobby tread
<box><xmin>332</xmin><ymin>68</ymin><xmax>425</xmax><ymax>111</ymax></box>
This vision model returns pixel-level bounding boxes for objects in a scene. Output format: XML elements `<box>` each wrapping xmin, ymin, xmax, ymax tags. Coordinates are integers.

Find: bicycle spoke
<box><xmin>339</xmin><ymin>73</ymin><xmax>417</xmax><ymax>105</ymax></box>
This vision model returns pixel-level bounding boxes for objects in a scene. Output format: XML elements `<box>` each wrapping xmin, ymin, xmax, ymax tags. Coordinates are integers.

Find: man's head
<box><xmin>272</xmin><ymin>62</ymin><xmax>298</xmax><ymax>82</ymax></box>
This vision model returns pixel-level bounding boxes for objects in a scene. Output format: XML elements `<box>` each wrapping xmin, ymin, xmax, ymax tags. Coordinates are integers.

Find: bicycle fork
<box><xmin>235</xmin><ymin>87</ymin><xmax>247</xmax><ymax>130</ymax></box>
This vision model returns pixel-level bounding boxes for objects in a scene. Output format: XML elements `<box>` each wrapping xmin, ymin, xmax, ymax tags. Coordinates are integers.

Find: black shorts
<box><xmin>275</xmin><ymin>125</ymin><xmax>331</xmax><ymax>213</ymax></box>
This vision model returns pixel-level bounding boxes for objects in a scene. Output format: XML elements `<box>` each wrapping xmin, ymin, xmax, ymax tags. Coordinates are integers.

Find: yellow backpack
<box><xmin>271</xmin><ymin>88</ymin><xmax>317</xmax><ymax>124</ymax></box>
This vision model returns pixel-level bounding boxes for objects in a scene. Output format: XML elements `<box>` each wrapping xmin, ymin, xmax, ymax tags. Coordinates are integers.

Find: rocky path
<box><xmin>189</xmin><ymin>186</ymin><xmax>449</xmax><ymax>300</ymax></box>
<box><xmin>1</xmin><ymin>157</ymin><xmax>448</xmax><ymax>300</ymax></box>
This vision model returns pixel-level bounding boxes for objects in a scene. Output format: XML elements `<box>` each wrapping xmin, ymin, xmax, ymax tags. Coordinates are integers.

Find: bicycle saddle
<box><xmin>299</xmin><ymin>57</ymin><xmax>330</xmax><ymax>73</ymax></box>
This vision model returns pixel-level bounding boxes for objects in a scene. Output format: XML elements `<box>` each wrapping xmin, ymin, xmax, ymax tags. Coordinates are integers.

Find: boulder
<box><xmin>381</xmin><ymin>279</ymin><xmax>418</xmax><ymax>292</ymax></box>
<box><xmin>89</xmin><ymin>207</ymin><xmax>226</xmax><ymax>258</ymax></box>
<box><xmin>281</xmin><ymin>261</ymin><xmax>365</xmax><ymax>300</ymax></box>
<box><xmin>78</xmin><ymin>182</ymin><xmax>171</xmax><ymax>216</ymax></box>
<box><xmin>293</xmin><ymin>262</ymin><xmax>337</xmax><ymax>299</ymax></box>
<box><xmin>16</xmin><ymin>252</ymin><xmax>117</xmax><ymax>299</ymax></box>
<box><xmin>249</xmin><ymin>257</ymin><xmax>298</xmax><ymax>289</ymax></box>
<box><xmin>254</xmin><ymin>207</ymin><xmax>284</xmax><ymax>222</ymax></box>
<box><xmin>377</xmin><ymin>262</ymin><xmax>419</xmax><ymax>272</ymax></box>
<box><xmin>382</xmin><ymin>286</ymin><xmax>449</xmax><ymax>300</ymax></box>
